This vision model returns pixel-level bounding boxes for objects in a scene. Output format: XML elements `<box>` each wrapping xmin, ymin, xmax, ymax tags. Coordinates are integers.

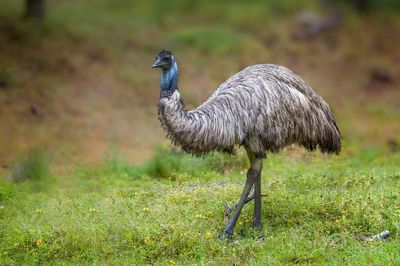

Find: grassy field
<box><xmin>1</xmin><ymin>0</ymin><xmax>400</xmax><ymax>265</ymax></box>
<box><xmin>1</xmin><ymin>148</ymin><xmax>400</xmax><ymax>265</ymax></box>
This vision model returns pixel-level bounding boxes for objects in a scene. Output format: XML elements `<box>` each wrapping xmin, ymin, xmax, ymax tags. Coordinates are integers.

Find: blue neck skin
<box><xmin>161</xmin><ymin>61</ymin><xmax>178</xmax><ymax>96</ymax></box>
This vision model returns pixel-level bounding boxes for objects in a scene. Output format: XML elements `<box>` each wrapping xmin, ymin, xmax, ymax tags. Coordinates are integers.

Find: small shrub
<box><xmin>10</xmin><ymin>149</ymin><xmax>50</xmax><ymax>182</ymax></box>
<box><xmin>0</xmin><ymin>67</ymin><xmax>13</xmax><ymax>87</ymax></box>
<box><xmin>141</xmin><ymin>148</ymin><xmax>185</xmax><ymax>179</ymax></box>
<box><xmin>204</xmin><ymin>152</ymin><xmax>248</xmax><ymax>173</ymax></box>
<box><xmin>141</xmin><ymin>148</ymin><xmax>249</xmax><ymax>179</ymax></box>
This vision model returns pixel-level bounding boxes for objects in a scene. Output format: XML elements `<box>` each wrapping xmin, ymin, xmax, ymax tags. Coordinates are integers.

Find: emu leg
<box><xmin>224</xmin><ymin>192</ymin><xmax>268</xmax><ymax>221</ymax></box>
<box><xmin>221</xmin><ymin>168</ymin><xmax>255</xmax><ymax>237</ymax></box>
<box><xmin>253</xmin><ymin>160</ymin><xmax>263</xmax><ymax>229</ymax></box>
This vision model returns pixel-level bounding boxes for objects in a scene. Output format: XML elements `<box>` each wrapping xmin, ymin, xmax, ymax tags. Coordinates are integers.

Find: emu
<box><xmin>152</xmin><ymin>50</ymin><xmax>341</xmax><ymax>238</ymax></box>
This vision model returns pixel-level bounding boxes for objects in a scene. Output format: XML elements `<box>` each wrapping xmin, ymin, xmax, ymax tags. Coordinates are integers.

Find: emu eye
<box><xmin>163</xmin><ymin>57</ymin><xmax>170</xmax><ymax>61</ymax></box>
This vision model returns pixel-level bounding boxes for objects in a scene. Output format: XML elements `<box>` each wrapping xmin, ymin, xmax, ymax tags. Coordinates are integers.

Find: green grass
<box><xmin>1</xmin><ymin>148</ymin><xmax>399</xmax><ymax>265</ymax></box>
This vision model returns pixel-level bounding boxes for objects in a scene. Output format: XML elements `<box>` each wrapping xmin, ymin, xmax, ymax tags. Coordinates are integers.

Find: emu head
<box><xmin>152</xmin><ymin>50</ymin><xmax>178</xmax><ymax>94</ymax></box>
<box><xmin>152</xmin><ymin>50</ymin><xmax>175</xmax><ymax>70</ymax></box>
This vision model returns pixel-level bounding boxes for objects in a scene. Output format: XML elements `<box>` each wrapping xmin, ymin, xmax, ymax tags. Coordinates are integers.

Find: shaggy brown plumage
<box><xmin>158</xmin><ymin>64</ymin><xmax>340</xmax><ymax>158</ymax></box>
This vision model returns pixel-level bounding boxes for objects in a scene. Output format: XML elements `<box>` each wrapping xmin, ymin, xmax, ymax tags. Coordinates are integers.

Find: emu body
<box><xmin>152</xmin><ymin>51</ymin><xmax>341</xmax><ymax>237</ymax></box>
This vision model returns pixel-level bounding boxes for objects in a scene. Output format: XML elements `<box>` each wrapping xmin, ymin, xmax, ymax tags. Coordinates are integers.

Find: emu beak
<box><xmin>151</xmin><ymin>58</ymin><xmax>162</xmax><ymax>68</ymax></box>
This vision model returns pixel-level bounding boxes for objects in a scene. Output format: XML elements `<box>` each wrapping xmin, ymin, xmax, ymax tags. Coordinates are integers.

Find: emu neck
<box><xmin>158</xmin><ymin>90</ymin><xmax>188</xmax><ymax>150</ymax></box>
<box><xmin>160</xmin><ymin>61</ymin><xmax>178</xmax><ymax>98</ymax></box>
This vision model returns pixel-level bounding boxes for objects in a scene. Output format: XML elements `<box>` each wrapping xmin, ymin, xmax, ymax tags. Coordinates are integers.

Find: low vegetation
<box><xmin>10</xmin><ymin>149</ymin><xmax>50</xmax><ymax>182</ymax></box>
<box><xmin>1</xmin><ymin>147</ymin><xmax>399</xmax><ymax>265</ymax></box>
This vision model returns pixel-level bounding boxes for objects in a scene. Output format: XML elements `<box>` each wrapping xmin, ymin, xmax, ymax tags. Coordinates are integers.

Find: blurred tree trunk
<box><xmin>351</xmin><ymin>0</ymin><xmax>370</xmax><ymax>12</ymax></box>
<box><xmin>25</xmin><ymin>0</ymin><xmax>45</xmax><ymax>20</ymax></box>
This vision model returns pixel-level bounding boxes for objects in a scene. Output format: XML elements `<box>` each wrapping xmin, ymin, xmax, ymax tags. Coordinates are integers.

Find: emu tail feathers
<box><xmin>319</xmin><ymin>111</ymin><xmax>341</xmax><ymax>154</ymax></box>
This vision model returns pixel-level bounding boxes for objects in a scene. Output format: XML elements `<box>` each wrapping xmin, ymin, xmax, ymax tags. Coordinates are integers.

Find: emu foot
<box><xmin>220</xmin><ymin>230</ymin><xmax>233</xmax><ymax>240</ymax></box>
<box><xmin>223</xmin><ymin>193</ymin><xmax>268</xmax><ymax>222</ymax></box>
<box><xmin>253</xmin><ymin>221</ymin><xmax>262</xmax><ymax>231</ymax></box>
